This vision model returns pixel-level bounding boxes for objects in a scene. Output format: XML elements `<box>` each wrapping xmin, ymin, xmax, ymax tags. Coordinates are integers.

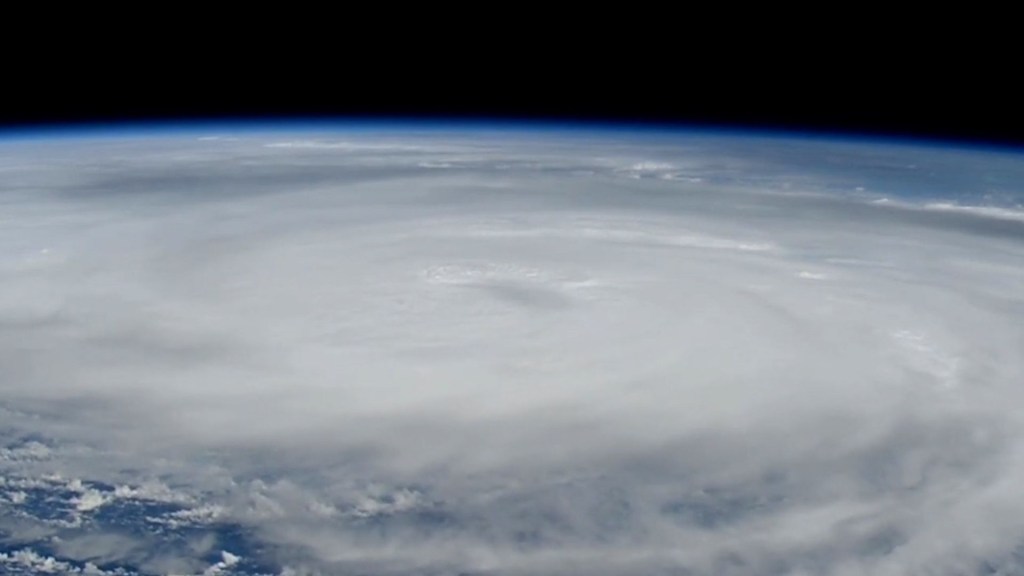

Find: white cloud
<box><xmin>923</xmin><ymin>202</ymin><xmax>1024</xmax><ymax>222</ymax></box>
<box><xmin>0</xmin><ymin>441</ymin><xmax>51</xmax><ymax>462</ymax></box>
<box><xmin>350</xmin><ymin>486</ymin><xmax>425</xmax><ymax>519</ymax></box>
<box><xmin>70</xmin><ymin>487</ymin><xmax>107</xmax><ymax>512</ymax></box>
<box><xmin>0</xmin><ymin>548</ymin><xmax>73</xmax><ymax>573</ymax></box>
<box><xmin>200</xmin><ymin>550</ymin><xmax>241</xmax><ymax>576</ymax></box>
<box><xmin>146</xmin><ymin>504</ymin><xmax>225</xmax><ymax>528</ymax></box>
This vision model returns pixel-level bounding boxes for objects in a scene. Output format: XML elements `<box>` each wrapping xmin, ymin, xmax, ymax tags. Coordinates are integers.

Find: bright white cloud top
<box><xmin>1</xmin><ymin>128</ymin><xmax>1023</xmax><ymax>575</ymax></box>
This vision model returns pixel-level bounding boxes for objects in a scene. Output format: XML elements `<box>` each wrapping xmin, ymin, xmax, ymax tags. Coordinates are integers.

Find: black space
<box><xmin>2</xmin><ymin>42</ymin><xmax>1020</xmax><ymax>148</ymax></box>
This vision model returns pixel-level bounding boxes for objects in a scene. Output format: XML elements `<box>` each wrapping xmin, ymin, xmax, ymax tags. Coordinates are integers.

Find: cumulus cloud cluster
<box><xmin>1</xmin><ymin>130</ymin><xmax>1023</xmax><ymax>574</ymax></box>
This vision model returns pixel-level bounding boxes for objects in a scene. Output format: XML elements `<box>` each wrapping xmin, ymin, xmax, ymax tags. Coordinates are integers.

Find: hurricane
<box><xmin>1</xmin><ymin>127</ymin><xmax>1023</xmax><ymax>575</ymax></box>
